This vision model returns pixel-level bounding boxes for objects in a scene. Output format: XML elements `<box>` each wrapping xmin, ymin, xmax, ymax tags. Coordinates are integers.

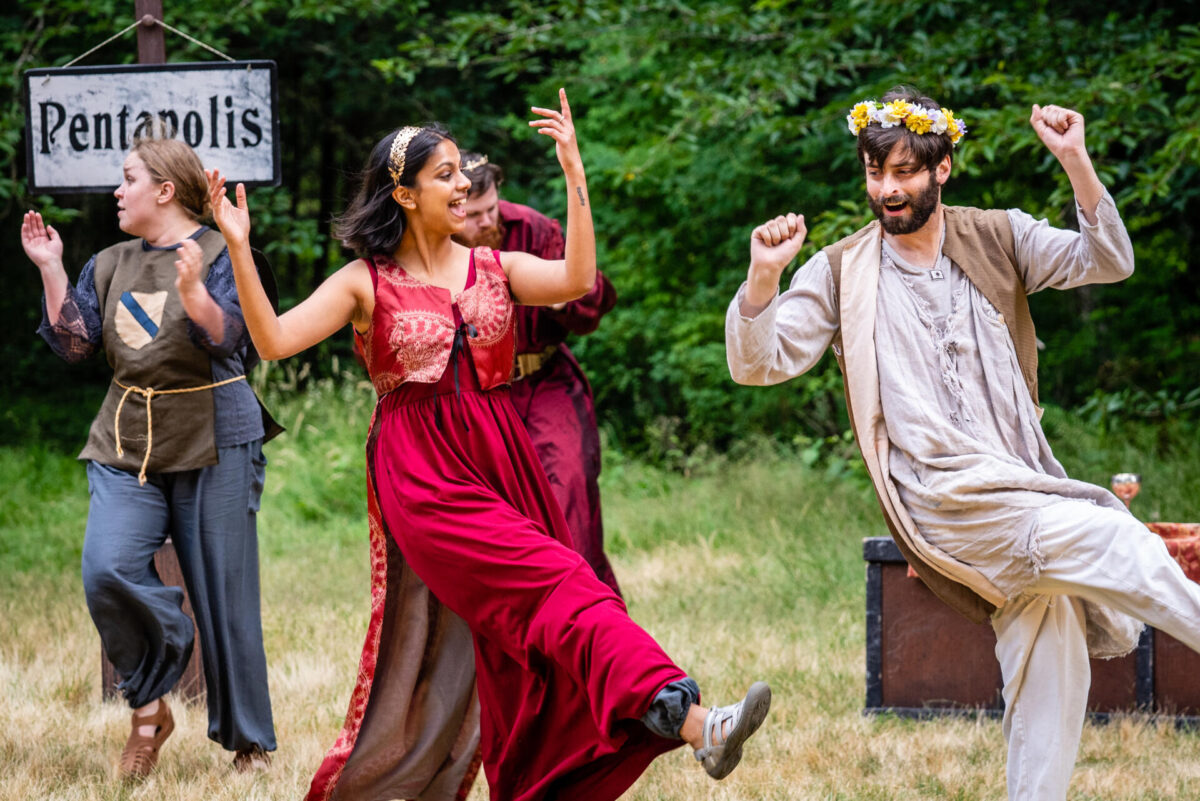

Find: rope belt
<box><xmin>113</xmin><ymin>375</ymin><xmax>247</xmax><ymax>485</ymax></box>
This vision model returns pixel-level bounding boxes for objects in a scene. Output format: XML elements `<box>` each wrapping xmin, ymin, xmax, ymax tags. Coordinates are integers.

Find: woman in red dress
<box><xmin>204</xmin><ymin>89</ymin><xmax>770</xmax><ymax>801</ymax></box>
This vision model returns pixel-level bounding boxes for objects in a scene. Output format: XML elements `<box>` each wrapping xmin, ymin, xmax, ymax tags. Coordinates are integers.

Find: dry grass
<box><xmin>4</xmin><ymin>390</ymin><xmax>1200</xmax><ymax>799</ymax></box>
<box><xmin>6</xmin><ymin>519</ymin><xmax>1200</xmax><ymax>801</ymax></box>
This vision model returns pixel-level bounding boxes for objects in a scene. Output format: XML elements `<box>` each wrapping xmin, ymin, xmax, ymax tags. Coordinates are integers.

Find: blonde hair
<box><xmin>130</xmin><ymin>124</ymin><xmax>211</xmax><ymax>222</ymax></box>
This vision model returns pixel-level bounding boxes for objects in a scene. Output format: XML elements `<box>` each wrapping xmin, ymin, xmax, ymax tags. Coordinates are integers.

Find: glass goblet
<box><xmin>1110</xmin><ymin>473</ymin><xmax>1141</xmax><ymax>509</ymax></box>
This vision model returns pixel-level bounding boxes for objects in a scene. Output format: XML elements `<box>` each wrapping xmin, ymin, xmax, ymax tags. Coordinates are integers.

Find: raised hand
<box><xmin>1031</xmin><ymin>103</ymin><xmax>1105</xmax><ymax>222</ymax></box>
<box><xmin>174</xmin><ymin>238</ymin><xmax>205</xmax><ymax>299</ymax></box>
<box><xmin>206</xmin><ymin>169</ymin><xmax>252</xmax><ymax>245</ymax></box>
<box><xmin>742</xmin><ymin>213</ymin><xmax>807</xmax><ymax>314</ymax></box>
<box><xmin>173</xmin><ymin>237</ymin><xmax>225</xmax><ymax>343</ymax></box>
<box><xmin>21</xmin><ymin>210</ymin><xmax>64</xmax><ymax>272</ymax></box>
<box><xmin>1030</xmin><ymin>104</ymin><xmax>1086</xmax><ymax>162</ymax></box>
<box><xmin>530</xmin><ymin>88</ymin><xmax>584</xmax><ymax>179</ymax></box>
<box><xmin>750</xmin><ymin>213</ymin><xmax>807</xmax><ymax>277</ymax></box>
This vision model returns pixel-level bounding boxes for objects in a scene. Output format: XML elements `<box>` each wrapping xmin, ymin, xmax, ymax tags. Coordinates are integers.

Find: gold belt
<box><xmin>113</xmin><ymin>375</ymin><xmax>247</xmax><ymax>485</ymax></box>
<box><xmin>513</xmin><ymin>345</ymin><xmax>559</xmax><ymax>381</ymax></box>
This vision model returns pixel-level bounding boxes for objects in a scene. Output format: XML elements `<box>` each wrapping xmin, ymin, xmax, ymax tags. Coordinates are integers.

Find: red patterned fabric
<box><xmin>1147</xmin><ymin>523</ymin><xmax>1200</xmax><ymax>583</ymax></box>
<box><xmin>305</xmin><ymin>432</ymin><xmax>397</xmax><ymax>798</ymax></box>
<box><xmin>357</xmin><ymin>248</ymin><xmax>514</xmax><ymax>393</ymax></box>
<box><xmin>310</xmin><ymin>247</ymin><xmax>685</xmax><ymax>801</ymax></box>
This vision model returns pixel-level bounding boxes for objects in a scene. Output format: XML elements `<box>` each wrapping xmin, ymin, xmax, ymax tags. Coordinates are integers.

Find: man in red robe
<box><xmin>454</xmin><ymin>151</ymin><xmax>621</xmax><ymax>595</ymax></box>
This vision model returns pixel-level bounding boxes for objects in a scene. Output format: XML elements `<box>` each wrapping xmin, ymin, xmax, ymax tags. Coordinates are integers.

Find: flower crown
<box><xmin>846</xmin><ymin>99</ymin><xmax>967</xmax><ymax>145</ymax></box>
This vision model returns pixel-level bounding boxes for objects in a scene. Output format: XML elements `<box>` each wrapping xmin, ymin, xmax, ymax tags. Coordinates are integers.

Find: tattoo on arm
<box><xmin>576</xmin><ymin>186</ymin><xmax>586</xmax><ymax>207</ymax></box>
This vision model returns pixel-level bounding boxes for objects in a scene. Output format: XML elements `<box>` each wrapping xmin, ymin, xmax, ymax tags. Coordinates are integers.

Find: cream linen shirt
<box><xmin>727</xmin><ymin>193</ymin><xmax>1135</xmax><ymax>599</ymax></box>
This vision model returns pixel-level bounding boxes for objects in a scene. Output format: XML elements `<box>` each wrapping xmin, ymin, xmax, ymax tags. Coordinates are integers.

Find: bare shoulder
<box><xmin>326</xmin><ymin>257</ymin><xmax>372</xmax><ymax>291</ymax></box>
<box><xmin>330</xmin><ymin>257</ymin><xmax>375</xmax><ymax>332</ymax></box>
<box><xmin>339</xmin><ymin>256</ymin><xmax>373</xmax><ymax>276</ymax></box>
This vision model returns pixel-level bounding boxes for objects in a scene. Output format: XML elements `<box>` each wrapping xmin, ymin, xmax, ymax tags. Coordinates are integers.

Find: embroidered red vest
<box><xmin>356</xmin><ymin>247</ymin><xmax>515</xmax><ymax>396</ymax></box>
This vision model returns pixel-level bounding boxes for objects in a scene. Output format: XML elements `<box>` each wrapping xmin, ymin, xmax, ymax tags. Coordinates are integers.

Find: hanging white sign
<box><xmin>24</xmin><ymin>60</ymin><xmax>279</xmax><ymax>194</ymax></box>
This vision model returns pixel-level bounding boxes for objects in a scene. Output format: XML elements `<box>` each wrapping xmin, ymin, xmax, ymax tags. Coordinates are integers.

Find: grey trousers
<box><xmin>82</xmin><ymin>441</ymin><xmax>276</xmax><ymax>752</ymax></box>
<box><xmin>642</xmin><ymin>677</ymin><xmax>700</xmax><ymax>739</ymax></box>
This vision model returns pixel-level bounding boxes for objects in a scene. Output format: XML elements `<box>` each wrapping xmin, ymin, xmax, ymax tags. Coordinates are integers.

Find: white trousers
<box><xmin>991</xmin><ymin>500</ymin><xmax>1200</xmax><ymax>801</ymax></box>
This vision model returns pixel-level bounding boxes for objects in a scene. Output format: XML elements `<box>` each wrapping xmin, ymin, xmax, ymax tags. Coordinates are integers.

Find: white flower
<box><xmin>877</xmin><ymin>100</ymin><xmax>910</xmax><ymax>129</ymax></box>
<box><xmin>842</xmin><ymin>98</ymin><xmax>967</xmax><ymax>145</ymax></box>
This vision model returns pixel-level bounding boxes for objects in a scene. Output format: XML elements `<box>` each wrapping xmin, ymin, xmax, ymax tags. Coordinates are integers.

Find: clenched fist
<box><xmin>743</xmin><ymin>213</ymin><xmax>806</xmax><ymax>313</ymax></box>
<box><xmin>1030</xmin><ymin>104</ymin><xmax>1086</xmax><ymax>163</ymax></box>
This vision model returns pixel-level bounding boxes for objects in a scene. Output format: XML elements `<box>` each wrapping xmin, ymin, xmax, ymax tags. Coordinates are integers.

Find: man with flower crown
<box><xmin>725</xmin><ymin>85</ymin><xmax>1200</xmax><ymax>800</ymax></box>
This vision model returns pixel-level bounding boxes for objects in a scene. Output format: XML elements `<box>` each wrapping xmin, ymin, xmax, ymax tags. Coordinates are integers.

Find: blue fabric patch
<box><xmin>120</xmin><ymin>291</ymin><xmax>159</xmax><ymax>338</ymax></box>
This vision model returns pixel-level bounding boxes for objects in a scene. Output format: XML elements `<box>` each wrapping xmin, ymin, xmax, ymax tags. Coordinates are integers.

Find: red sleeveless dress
<box><xmin>308</xmin><ymin>248</ymin><xmax>686</xmax><ymax>801</ymax></box>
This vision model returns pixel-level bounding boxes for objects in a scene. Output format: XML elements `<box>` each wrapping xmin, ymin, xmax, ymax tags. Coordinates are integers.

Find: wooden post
<box><xmin>135</xmin><ymin>0</ymin><xmax>166</xmax><ymax>63</ymax></box>
<box><xmin>102</xmin><ymin>1</ymin><xmax>207</xmax><ymax>704</ymax></box>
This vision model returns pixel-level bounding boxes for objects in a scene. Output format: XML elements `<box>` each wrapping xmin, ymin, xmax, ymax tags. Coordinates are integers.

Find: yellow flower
<box><xmin>944</xmin><ymin>110</ymin><xmax>963</xmax><ymax>144</ymax></box>
<box><xmin>847</xmin><ymin>101</ymin><xmax>875</xmax><ymax>135</ymax></box>
<box><xmin>879</xmin><ymin>100</ymin><xmax>912</xmax><ymax>128</ymax></box>
<box><xmin>844</xmin><ymin>99</ymin><xmax>966</xmax><ymax>145</ymax></box>
<box><xmin>904</xmin><ymin>106</ymin><xmax>933</xmax><ymax>134</ymax></box>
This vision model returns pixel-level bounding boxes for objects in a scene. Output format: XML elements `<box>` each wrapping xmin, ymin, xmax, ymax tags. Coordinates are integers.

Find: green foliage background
<box><xmin>2</xmin><ymin>0</ymin><xmax>1198</xmax><ymax>455</ymax></box>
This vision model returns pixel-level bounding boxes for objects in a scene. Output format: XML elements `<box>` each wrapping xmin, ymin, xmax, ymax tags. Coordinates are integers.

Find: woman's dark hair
<box><xmin>856</xmin><ymin>86</ymin><xmax>954</xmax><ymax>174</ymax></box>
<box><xmin>334</xmin><ymin>123</ymin><xmax>454</xmax><ymax>256</ymax></box>
<box><xmin>460</xmin><ymin>151</ymin><xmax>505</xmax><ymax>200</ymax></box>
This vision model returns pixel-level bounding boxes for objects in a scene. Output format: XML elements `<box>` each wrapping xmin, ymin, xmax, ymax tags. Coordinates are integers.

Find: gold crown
<box><xmin>387</xmin><ymin>126</ymin><xmax>424</xmax><ymax>186</ymax></box>
<box><xmin>461</xmin><ymin>154</ymin><xmax>489</xmax><ymax>172</ymax></box>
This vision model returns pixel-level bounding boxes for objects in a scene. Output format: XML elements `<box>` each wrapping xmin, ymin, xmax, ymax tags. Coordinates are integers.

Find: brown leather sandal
<box><xmin>118</xmin><ymin>699</ymin><xmax>174</xmax><ymax>780</ymax></box>
<box><xmin>232</xmin><ymin>745</ymin><xmax>272</xmax><ymax>773</ymax></box>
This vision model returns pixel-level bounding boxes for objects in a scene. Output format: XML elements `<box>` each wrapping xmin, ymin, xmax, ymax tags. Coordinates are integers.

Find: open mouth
<box><xmin>449</xmin><ymin>198</ymin><xmax>466</xmax><ymax>218</ymax></box>
<box><xmin>882</xmin><ymin>197</ymin><xmax>909</xmax><ymax>215</ymax></box>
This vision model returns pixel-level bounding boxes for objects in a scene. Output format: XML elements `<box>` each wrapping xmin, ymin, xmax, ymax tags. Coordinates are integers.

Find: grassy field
<box><xmin>3</xmin><ymin>372</ymin><xmax>1199</xmax><ymax>800</ymax></box>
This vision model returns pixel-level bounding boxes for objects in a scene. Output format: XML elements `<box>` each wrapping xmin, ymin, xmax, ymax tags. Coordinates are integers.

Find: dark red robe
<box><xmin>501</xmin><ymin>199</ymin><xmax>621</xmax><ymax>595</ymax></box>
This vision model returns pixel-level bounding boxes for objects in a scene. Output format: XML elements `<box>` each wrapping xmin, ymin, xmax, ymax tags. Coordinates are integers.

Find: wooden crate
<box><xmin>1144</xmin><ymin>522</ymin><xmax>1200</xmax><ymax>717</ymax></box>
<box><xmin>1154</xmin><ymin>631</ymin><xmax>1200</xmax><ymax>716</ymax></box>
<box><xmin>864</xmin><ymin>537</ymin><xmax>1153</xmax><ymax>719</ymax></box>
<box><xmin>101</xmin><ymin>539</ymin><xmax>206</xmax><ymax>703</ymax></box>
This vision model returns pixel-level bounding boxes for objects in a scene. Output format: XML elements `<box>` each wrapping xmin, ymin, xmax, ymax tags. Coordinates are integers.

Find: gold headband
<box><xmin>387</xmin><ymin>126</ymin><xmax>423</xmax><ymax>186</ymax></box>
<box><xmin>461</xmin><ymin>154</ymin><xmax>489</xmax><ymax>172</ymax></box>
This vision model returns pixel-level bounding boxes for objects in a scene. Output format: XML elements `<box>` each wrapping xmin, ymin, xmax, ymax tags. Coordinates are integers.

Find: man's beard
<box><xmin>869</xmin><ymin>171</ymin><xmax>940</xmax><ymax>235</ymax></box>
<box><xmin>455</xmin><ymin>219</ymin><xmax>506</xmax><ymax>250</ymax></box>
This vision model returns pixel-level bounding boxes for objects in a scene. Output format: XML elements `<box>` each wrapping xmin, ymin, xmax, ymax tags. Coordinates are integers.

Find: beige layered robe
<box><xmin>726</xmin><ymin>194</ymin><xmax>1141</xmax><ymax>655</ymax></box>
